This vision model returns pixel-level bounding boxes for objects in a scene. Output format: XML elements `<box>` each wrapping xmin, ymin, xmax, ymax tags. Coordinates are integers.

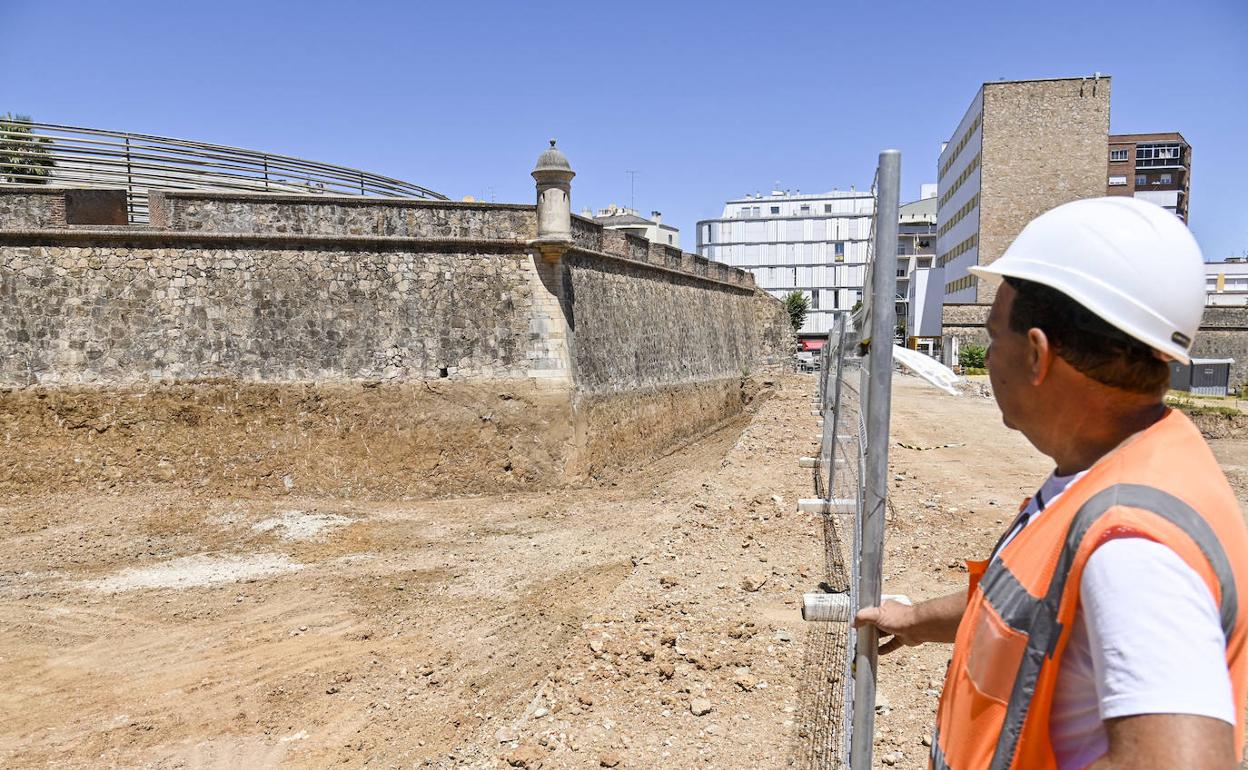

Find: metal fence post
<box><xmin>849</xmin><ymin>149</ymin><xmax>901</xmax><ymax>770</ymax></box>
<box><xmin>825</xmin><ymin>314</ymin><xmax>846</xmax><ymax>498</ymax></box>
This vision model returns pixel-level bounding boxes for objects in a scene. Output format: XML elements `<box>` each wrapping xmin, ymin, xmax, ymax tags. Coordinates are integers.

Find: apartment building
<box><xmin>896</xmin><ymin>194</ymin><xmax>942</xmax><ymax>352</ymax></box>
<box><xmin>1107</xmin><ymin>132</ymin><xmax>1191</xmax><ymax>222</ymax></box>
<box><xmin>697</xmin><ymin>189</ymin><xmax>874</xmax><ymax>337</ymax></box>
<box><xmin>588</xmin><ymin>204</ymin><xmax>680</xmax><ymax>247</ymax></box>
<box><xmin>1206</xmin><ymin>258</ymin><xmax>1248</xmax><ymax>306</ymax></box>
<box><xmin>937</xmin><ymin>75</ymin><xmax>1111</xmax><ymax>305</ymax></box>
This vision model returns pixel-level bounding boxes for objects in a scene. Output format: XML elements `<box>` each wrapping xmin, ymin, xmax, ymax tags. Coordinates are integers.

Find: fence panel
<box><xmin>803</xmin><ymin>149</ymin><xmax>900</xmax><ymax>770</ymax></box>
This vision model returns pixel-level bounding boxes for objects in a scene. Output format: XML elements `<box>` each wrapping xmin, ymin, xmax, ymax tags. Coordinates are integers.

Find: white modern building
<box><xmin>896</xmin><ymin>194</ymin><xmax>943</xmax><ymax>352</ymax></box>
<box><xmin>1206</xmin><ymin>258</ymin><xmax>1248</xmax><ymax>306</ymax></box>
<box><xmin>697</xmin><ymin>189</ymin><xmax>875</xmax><ymax>337</ymax></box>
<box><xmin>588</xmin><ymin>205</ymin><xmax>680</xmax><ymax>247</ymax></box>
<box><xmin>936</xmin><ymin>87</ymin><xmax>984</xmax><ymax>304</ymax></box>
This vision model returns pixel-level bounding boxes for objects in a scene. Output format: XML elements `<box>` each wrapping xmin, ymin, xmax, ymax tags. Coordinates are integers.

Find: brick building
<box><xmin>1107</xmin><ymin>132</ymin><xmax>1191</xmax><ymax>222</ymax></box>
<box><xmin>936</xmin><ymin>76</ymin><xmax>1111</xmax><ymax>305</ymax></box>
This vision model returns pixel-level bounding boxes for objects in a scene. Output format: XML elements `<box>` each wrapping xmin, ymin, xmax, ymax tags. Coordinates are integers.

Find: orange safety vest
<box><xmin>931</xmin><ymin>408</ymin><xmax>1248</xmax><ymax>769</ymax></box>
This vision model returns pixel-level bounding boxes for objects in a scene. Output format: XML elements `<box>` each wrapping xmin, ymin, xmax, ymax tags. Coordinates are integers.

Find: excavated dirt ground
<box><xmin>3</xmin><ymin>373</ymin><xmax>1247</xmax><ymax>769</ymax></box>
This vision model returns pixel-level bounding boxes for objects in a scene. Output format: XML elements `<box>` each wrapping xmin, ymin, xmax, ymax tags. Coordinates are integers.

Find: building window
<box><xmin>1108</xmin><ymin>175</ymin><xmax>1127</xmax><ymax>186</ymax></box>
<box><xmin>667</xmin><ymin>234</ymin><xmax>673</xmax><ymax>244</ymax></box>
<box><xmin>1136</xmin><ymin>174</ymin><xmax>1148</xmax><ymax>186</ymax></box>
<box><xmin>824</xmin><ymin>204</ymin><xmax>832</xmax><ymax>213</ymax></box>
<box><xmin>834</xmin><ymin>241</ymin><xmax>845</xmax><ymax>263</ymax></box>
<box><xmin>800</xmin><ymin>205</ymin><xmax>811</xmax><ymax>215</ymax></box>
<box><xmin>1110</xmin><ymin>148</ymin><xmax>1128</xmax><ymax>162</ymax></box>
<box><xmin>810</xmin><ymin>290</ymin><xmax>819</xmax><ymax>310</ymax></box>
<box><xmin>1136</xmin><ymin>143</ymin><xmax>1183</xmax><ymax>167</ymax></box>
<box><xmin>1159</xmin><ymin>173</ymin><xmax>1173</xmax><ymax>185</ymax></box>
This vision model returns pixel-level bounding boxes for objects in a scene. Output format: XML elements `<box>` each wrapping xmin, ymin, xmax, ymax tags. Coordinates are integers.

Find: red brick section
<box><xmin>1106</xmin><ymin>132</ymin><xmax>1191</xmax><ymax>222</ymax></box>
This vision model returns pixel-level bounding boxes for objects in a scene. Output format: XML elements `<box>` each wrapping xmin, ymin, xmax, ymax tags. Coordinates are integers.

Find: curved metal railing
<box><xmin>0</xmin><ymin>120</ymin><xmax>447</xmax><ymax>223</ymax></box>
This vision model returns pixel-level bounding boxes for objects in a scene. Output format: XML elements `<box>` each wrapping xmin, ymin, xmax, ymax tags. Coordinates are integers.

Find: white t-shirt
<box><xmin>991</xmin><ymin>472</ymin><xmax>1235</xmax><ymax>770</ymax></box>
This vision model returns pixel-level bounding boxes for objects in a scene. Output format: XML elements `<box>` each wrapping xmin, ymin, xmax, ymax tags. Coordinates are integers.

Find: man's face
<box><xmin>985</xmin><ymin>283</ymin><xmax>1032</xmax><ymax>431</ymax></box>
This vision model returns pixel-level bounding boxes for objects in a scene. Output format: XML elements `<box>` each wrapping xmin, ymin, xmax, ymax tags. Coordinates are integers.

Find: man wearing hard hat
<box><xmin>855</xmin><ymin>197</ymin><xmax>1248</xmax><ymax>769</ymax></box>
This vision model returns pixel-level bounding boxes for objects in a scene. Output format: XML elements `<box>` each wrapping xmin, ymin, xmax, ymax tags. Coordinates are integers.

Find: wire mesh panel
<box><xmin>795</xmin><ymin>150</ymin><xmax>900</xmax><ymax>770</ymax></box>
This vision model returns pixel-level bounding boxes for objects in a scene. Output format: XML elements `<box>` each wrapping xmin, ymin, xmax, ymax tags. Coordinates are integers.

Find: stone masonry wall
<box><xmin>0</xmin><ymin>186</ymin><xmax>791</xmax><ymax>496</ymax></box>
<box><xmin>1190</xmin><ymin>306</ymin><xmax>1248</xmax><ymax>388</ymax></box>
<box><xmin>564</xmin><ymin>252</ymin><xmax>762</xmax><ymax>394</ymax></box>
<box><xmin>0</xmin><ymin>244</ymin><xmax>539</xmax><ymax>385</ymax></box>
<box><xmin>154</xmin><ymin>190</ymin><xmax>537</xmax><ymax>240</ymax></box>
<box><xmin>940</xmin><ymin>303</ymin><xmax>991</xmax><ymax>350</ymax></box>
<box><xmin>977</xmin><ymin>77</ymin><xmax>1110</xmax><ymax>304</ymax></box>
<box><xmin>944</xmin><ymin>302</ymin><xmax>1248</xmax><ymax>389</ymax></box>
<box><xmin>560</xmin><ymin>247</ymin><xmax>790</xmax><ymax>477</ymax></box>
<box><xmin>0</xmin><ymin>187</ymin><xmax>66</xmax><ymax>228</ymax></box>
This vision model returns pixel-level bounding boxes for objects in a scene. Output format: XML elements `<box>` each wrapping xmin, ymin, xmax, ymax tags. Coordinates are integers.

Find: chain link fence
<box><xmin>793</xmin><ymin>150</ymin><xmax>901</xmax><ymax>770</ymax></box>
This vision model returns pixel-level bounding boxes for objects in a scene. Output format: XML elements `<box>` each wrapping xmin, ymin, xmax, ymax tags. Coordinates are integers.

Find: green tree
<box><xmin>959</xmin><ymin>344</ymin><xmax>987</xmax><ymax>370</ymax></box>
<box><xmin>0</xmin><ymin>114</ymin><xmax>54</xmax><ymax>184</ymax></box>
<box><xmin>783</xmin><ymin>291</ymin><xmax>810</xmax><ymax>332</ymax></box>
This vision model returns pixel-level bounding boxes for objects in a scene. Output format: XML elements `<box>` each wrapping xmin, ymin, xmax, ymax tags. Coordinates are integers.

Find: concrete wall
<box><xmin>0</xmin><ymin>186</ymin><xmax>792</xmax><ymax>497</ymax></box>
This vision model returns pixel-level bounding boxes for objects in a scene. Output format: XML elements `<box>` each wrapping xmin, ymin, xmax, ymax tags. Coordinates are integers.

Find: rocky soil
<box><xmin>4</xmin><ymin>373</ymin><xmax>1246</xmax><ymax>769</ymax></box>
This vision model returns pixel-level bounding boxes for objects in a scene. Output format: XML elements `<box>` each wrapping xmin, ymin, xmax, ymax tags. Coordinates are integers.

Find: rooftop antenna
<box><xmin>625</xmin><ymin>170</ymin><xmax>638</xmax><ymax>209</ymax></box>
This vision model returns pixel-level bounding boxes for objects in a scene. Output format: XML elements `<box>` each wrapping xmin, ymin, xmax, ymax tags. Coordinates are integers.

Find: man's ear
<box><xmin>1027</xmin><ymin>327</ymin><xmax>1054</xmax><ymax>386</ymax></box>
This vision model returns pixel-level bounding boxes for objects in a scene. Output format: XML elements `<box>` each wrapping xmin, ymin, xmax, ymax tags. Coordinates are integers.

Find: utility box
<box><xmin>1169</xmin><ymin>358</ymin><xmax>1234</xmax><ymax>397</ymax></box>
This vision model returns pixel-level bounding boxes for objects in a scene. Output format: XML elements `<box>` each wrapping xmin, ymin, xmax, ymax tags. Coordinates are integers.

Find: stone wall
<box><xmin>940</xmin><ymin>304</ymin><xmax>990</xmax><ymax>350</ymax></box>
<box><xmin>1190</xmin><ymin>306</ymin><xmax>1248</xmax><ymax>388</ymax></box>
<box><xmin>0</xmin><ymin>186</ymin><xmax>791</xmax><ymax>497</ymax></box>
<box><xmin>978</xmin><ymin>77</ymin><xmax>1110</xmax><ymax>304</ymax></box>
<box><xmin>564</xmin><ymin>252</ymin><xmax>761</xmax><ymax>394</ymax></box>
<box><xmin>0</xmin><ymin>244</ymin><xmax>540</xmax><ymax>385</ymax></box>
<box><xmin>943</xmin><ymin>302</ymin><xmax>1248</xmax><ymax>389</ymax></box>
<box><xmin>560</xmin><ymin>248</ymin><xmax>787</xmax><ymax>476</ymax></box>
<box><xmin>0</xmin><ymin>187</ymin><xmax>66</xmax><ymax>228</ymax></box>
<box><xmin>153</xmin><ymin>190</ymin><xmax>537</xmax><ymax>240</ymax></box>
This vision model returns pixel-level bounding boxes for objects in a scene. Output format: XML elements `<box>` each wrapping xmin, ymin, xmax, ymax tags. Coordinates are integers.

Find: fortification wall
<box><xmin>1190</xmin><ymin>306</ymin><xmax>1248</xmax><ymax>388</ymax></box>
<box><xmin>565</xmin><ymin>252</ymin><xmax>759</xmax><ymax>393</ymax></box>
<box><xmin>559</xmin><ymin>247</ymin><xmax>785</xmax><ymax>477</ymax></box>
<box><xmin>940</xmin><ymin>303</ymin><xmax>990</xmax><ymax>350</ymax></box>
<box><xmin>152</xmin><ymin>190</ymin><xmax>536</xmax><ymax>240</ymax></box>
<box><xmin>1</xmin><ymin>243</ymin><xmax>539</xmax><ymax>385</ymax></box>
<box><xmin>943</xmin><ymin>302</ymin><xmax>1248</xmax><ymax>389</ymax></box>
<box><xmin>0</xmin><ymin>187</ymin><xmax>66</xmax><ymax>228</ymax></box>
<box><xmin>0</xmin><ymin>185</ymin><xmax>792</xmax><ymax>497</ymax></box>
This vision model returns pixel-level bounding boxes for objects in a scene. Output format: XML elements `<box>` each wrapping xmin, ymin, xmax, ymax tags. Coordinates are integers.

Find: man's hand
<box><xmin>853</xmin><ymin>590</ymin><xmax>967</xmax><ymax>653</ymax></box>
<box><xmin>854</xmin><ymin>600</ymin><xmax>923</xmax><ymax>654</ymax></box>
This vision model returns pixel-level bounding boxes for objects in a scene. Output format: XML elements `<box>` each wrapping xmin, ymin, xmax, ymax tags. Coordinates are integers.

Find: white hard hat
<box><xmin>969</xmin><ymin>196</ymin><xmax>1205</xmax><ymax>364</ymax></box>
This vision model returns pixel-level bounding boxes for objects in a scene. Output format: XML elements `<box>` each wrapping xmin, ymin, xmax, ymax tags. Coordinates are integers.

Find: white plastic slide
<box><xmin>892</xmin><ymin>345</ymin><xmax>962</xmax><ymax>396</ymax></box>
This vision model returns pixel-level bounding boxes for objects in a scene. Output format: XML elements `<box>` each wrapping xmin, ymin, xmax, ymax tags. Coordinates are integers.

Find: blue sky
<box><xmin>2</xmin><ymin>0</ymin><xmax>1245</xmax><ymax>258</ymax></box>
